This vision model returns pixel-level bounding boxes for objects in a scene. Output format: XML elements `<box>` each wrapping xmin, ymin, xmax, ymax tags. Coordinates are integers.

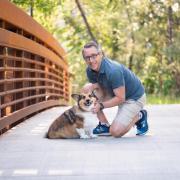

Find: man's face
<box><xmin>83</xmin><ymin>46</ymin><xmax>102</xmax><ymax>71</ymax></box>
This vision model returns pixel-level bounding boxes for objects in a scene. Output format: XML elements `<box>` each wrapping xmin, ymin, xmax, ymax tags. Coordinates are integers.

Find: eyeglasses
<box><xmin>83</xmin><ymin>53</ymin><xmax>99</xmax><ymax>61</ymax></box>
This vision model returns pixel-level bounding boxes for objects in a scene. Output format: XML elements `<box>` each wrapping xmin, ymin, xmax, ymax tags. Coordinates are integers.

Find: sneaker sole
<box><xmin>136</xmin><ymin>129</ymin><xmax>149</xmax><ymax>136</ymax></box>
<box><xmin>94</xmin><ymin>133</ymin><xmax>111</xmax><ymax>136</ymax></box>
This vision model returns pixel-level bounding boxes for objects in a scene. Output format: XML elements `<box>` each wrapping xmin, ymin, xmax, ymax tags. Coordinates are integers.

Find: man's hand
<box><xmin>91</xmin><ymin>102</ymin><xmax>101</xmax><ymax>113</ymax></box>
<box><xmin>81</xmin><ymin>83</ymin><xmax>94</xmax><ymax>93</ymax></box>
<box><xmin>81</xmin><ymin>83</ymin><xmax>99</xmax><ymax>93</ymax></box>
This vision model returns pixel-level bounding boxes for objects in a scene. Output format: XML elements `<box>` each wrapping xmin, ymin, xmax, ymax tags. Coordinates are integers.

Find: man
<box><xmin>81</xmin><ymin>41</ymin><xmax>149</xmax><ymax>137</ymax></box>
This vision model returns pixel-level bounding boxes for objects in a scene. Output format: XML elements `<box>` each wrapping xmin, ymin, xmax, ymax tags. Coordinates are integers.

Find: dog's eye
<box><xmin>89</xmin><ymin>95</ymin><xmax>92</xmax><ymax>98</ymax></box>
<box><xmin>82</xmin><ymin>95</ymin><xmax>86</xmax><ymax>99</ymax></box>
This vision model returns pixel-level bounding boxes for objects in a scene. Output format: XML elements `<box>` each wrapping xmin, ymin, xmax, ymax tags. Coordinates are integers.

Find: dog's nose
<box><xmin>86</xmin><ymin>99</ymin><xmax>91</xmax><ymax>105</ymax></box>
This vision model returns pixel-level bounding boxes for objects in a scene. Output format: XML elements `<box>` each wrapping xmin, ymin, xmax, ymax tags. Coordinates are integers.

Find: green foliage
<box><xmin>10</xmin><ymin>0</ymin><xmax>59</xmax><ymax>32</ymax></box>
<box><xmin>12</xmin><ymin>0</ymin><xmax>180</xmax><ymax>99</ymax></box>
<box><xmin>147</xmin><ymin>94</ymin><xmax>180</xmax><ymax>104</ymax></box>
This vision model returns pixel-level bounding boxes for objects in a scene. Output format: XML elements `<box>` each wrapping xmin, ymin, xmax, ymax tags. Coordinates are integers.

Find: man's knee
<box><xmin>110</xmin><ymin>125</ymin><xmax>126</xmax><ymax>138</ymax></box>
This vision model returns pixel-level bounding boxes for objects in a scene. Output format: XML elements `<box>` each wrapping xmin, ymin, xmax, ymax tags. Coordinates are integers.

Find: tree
<box><xmin>11</xmin><ymin>0</ymin><xmax>180</xmax><ymax>95</ymax></box>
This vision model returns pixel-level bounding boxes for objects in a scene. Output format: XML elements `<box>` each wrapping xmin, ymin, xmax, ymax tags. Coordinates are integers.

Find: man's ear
<box><xmin>71</xmin><ymin>94</ymin><xmax>80</xmax><ymax>102</ymax></box>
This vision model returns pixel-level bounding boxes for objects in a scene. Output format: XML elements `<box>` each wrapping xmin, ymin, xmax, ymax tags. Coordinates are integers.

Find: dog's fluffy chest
<box><xmin>75</xmin><ymin>111</ymin><xmax>97</xmax><ymax>138</ymax></box>
<box><xmin>81</xmin><ymin>112</ymin><xmax>97</xmax><ymax>128</ymax></box>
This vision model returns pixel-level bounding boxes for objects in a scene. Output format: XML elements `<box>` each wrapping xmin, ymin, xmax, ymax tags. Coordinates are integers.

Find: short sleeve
<box><xmin>109</xmin><ymin>69</ymin><xmax>125</xmax><ymax>89</ymax></box>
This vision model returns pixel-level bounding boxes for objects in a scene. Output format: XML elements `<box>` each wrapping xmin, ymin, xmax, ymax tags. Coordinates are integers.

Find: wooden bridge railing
<box><xmin>0</xmin><ymin>0</ymin><xmax>70</xmax><ymax>133</ymax></box>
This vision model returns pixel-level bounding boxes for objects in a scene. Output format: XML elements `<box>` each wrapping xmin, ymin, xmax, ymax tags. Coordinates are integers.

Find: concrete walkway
<box><xmin>0</xmin><ymin>104</ymin><xmax>180</xmax><ymax>180</ymax></box>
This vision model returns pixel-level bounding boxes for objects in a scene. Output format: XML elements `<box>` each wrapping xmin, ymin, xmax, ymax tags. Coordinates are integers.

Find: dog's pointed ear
<box><xmin>91</xmin><ymin>90</ymin><xmax>98</xmax><ymax>100</ymax></box>
<box><xmin>71</xmin><ymin>94</ymin><xmax>81</xmax><ymax>102</ymax></box>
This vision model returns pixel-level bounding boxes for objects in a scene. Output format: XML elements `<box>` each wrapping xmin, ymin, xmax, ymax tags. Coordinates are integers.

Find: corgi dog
<box><xmin>47</xmin><ymin>92</ymin><xmax>98</xmax><ymax>139</ymax></box>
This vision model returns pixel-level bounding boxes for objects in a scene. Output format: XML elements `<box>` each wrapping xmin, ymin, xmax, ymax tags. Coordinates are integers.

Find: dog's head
<box><xmin>71</xmin><ymin>92</ymin><xmax>98</xmax><ymax>112</ymax></box>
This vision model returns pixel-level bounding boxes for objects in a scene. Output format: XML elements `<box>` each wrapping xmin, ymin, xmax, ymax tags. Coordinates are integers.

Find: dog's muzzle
<box><xmin>84</xmin><ymin>99</ymin><xmax>92</xmax><ymax>106</ymax></box>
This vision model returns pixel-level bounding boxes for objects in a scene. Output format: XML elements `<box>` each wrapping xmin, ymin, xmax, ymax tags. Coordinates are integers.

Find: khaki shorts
<box><xmin>114</xmin><ymin>94</ymin><xmax>146</xmax><ymax>126</ymax></box>
<box><xmin>91</xmin><ymin>83</ymin><xmax>146</xmax><ymax>127</ymax></box>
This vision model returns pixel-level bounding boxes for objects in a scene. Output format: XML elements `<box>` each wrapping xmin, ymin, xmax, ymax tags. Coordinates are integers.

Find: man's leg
<box><xmin>93</xmin><ymin>83</ymin><xmax>112</xmax><ymax>124</ymax></box>
<box><xmin>110</xmin><ymin>114</ymin><xmax>139</xmax><ymax>137</ymax></box>
<box><xmin>110</xmin><ymin>95</ymin><xmax>146</xmax><ymax>137</ymax></box>
<box><xmin>92</xmin><ymin>110</ymin><xmax>110</xmax><ymax>135</ymax></box>
<box><xmin>92</xmin><ymin>84</ymin><xmax>112</xmax><ymax>135</ymax></box>
<box><xmin>97</xmin><ymin>110</ymin><xmax>109</xmax><ymax>124</ymax></box>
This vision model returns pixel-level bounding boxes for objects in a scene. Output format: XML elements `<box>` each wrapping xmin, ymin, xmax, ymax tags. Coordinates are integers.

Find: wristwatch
<box><xmin>99</xmin><ymin>102</ymin><xmax>104</xmax><ymax>110</ymax></box>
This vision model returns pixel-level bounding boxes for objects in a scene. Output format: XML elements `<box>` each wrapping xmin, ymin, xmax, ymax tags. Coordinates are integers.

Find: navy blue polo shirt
<box><xmin>86</xmin><ymin>57</ymin><xmax>145</xmax><ymax>100</ymax></box>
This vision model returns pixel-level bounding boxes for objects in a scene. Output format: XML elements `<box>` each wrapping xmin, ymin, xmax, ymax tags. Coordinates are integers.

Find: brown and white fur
<box><xmin>47</xmin><ymin>92</ymin><xmax>98</xmax><ymax>139</ymax></box>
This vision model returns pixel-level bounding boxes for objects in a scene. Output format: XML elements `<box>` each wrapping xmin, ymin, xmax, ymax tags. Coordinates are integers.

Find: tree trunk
<box><xmin>30</xmin><ymin>0</ymin><xmax>34</xmax><ymax>17</ymax></box>
<box><xmin>166</xmin><ymin>6</ymin><xmax>180</xmax><ymax>94</ymax></box>
<box><xmin>167</xmin><ymin>5</ymin><xmax>173</xmax><ymax>64</ymax></box>
<box><xmin>75</xmin><ymin>0</ymin><xmax>97</xmax><ymax>43</ymax></box>
<box><xmin>128</xmin><ymin>54</ymin><xmax>133</xmax><ymax>70</ymax></box>
<box><xmin>123</xmin><ymin>0</ymin><xmax>135</xmax><ymax>70</ymax></box>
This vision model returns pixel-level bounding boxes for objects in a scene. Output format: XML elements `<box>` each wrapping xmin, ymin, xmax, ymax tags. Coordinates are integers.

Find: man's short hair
<box><xmin>82</xmin><ymin>41</ymin><xmax>102</xmax><ymax>57</ymax></box>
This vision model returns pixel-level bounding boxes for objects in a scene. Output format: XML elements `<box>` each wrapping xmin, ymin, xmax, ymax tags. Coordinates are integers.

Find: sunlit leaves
<box><xmin>12</xmin><ymin>0</ymin><xmax>180</xmax><ymax>95</ymax></box>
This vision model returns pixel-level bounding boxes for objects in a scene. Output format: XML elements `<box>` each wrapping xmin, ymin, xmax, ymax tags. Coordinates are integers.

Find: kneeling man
<box><xmin>81</xmin><ymin>41</ymin><xmax>149</xmax><ymax>137</ymax></box>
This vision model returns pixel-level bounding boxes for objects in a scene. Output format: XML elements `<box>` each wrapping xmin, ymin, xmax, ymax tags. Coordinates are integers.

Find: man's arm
<box><xmin>103</xmin><ymin>86</ymin><xmax>125</xmax><ymax>108</ymax></box>
<box><xmin>92</xmin><ymin>86</ymin><xmax>125</xmax><ymax>113</ymax></box>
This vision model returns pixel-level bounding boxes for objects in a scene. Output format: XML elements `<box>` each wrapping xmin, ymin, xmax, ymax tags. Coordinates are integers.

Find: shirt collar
<box><xmin>98</xmin><ymin>57</ymin><xmax>106</xmax><ymax>74</ymax></box>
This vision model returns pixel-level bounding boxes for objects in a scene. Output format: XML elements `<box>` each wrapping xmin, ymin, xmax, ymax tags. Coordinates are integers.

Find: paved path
<box><xmin>0</xmin><ymin>104</ymin><xmax>180</xmax><ymax>180</ymax></box>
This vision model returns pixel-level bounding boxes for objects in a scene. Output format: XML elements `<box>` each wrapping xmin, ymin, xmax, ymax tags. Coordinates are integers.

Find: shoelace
<box><xmin>97</xmin><ymin>123</ymin><xmax>103</xmax><ymax>130</ymax></box>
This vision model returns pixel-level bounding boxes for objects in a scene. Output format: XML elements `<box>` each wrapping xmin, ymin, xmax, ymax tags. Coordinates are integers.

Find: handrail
<box><xmin>0</xmin><ymin>55</ymin><xmax>64</xmax><ymax>75</ymax></box>
<box><xmin>0</xmin><ymin>67</ymin><xmax>64</xmax><ymax>81</ymax></box>
<box><xmin>0</xmin><ymin>78</ymin><xmax>64</xmax><ymax>86</ymax></box>
<box><xmin>0</xmin><ymin>100</ymin><xmax>62</xmax><ymax>132</ymax></box>
<box><xmin>0</xmin><ymin>0</ymin><xmax>66</xmax><ymax>62</ymax></box>
<box><xmin>0</xmin><ymin>29</ymin><xmax>67</xmax><ymax>69</ymax></box>
<box><xmin>0</xmin><ymin>0</ymin><xmax>70</xmax><ymax>133</ymax></box>
<box><xmin>0</xmin><ymin>86</ymin><xmax>64</xmax><ymax>96</ymax></box>
<box><xmin>0</xmin><ymin>93</ymin><xmax>65</xmax><ymax>109</ymax></box>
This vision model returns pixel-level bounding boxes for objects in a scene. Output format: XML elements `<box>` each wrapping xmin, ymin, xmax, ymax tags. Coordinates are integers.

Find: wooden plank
<box><xmin>0</xmin><ymin>78</ymin><xmax>64</xmax><ymax>87</ymax></box>
<box><xmin>0</xmin><ymin>93</ymin><xmax>65</xmax><ymax>109</ymax></box>
<box><xmin>0</xmin><ymin>29</ymin><xmax>68</xmax><ymax>70</ymax></box>
<box><xmin>0</xmin><ymin>100</ymin><xmax>63</xmax><ymax>131</ymax></box>
<box><xmin>0</xmin><ymin>86</ymin><xmax>64</xmax><ymax>96</ymax></box>
<box><xmin>0</xmin><ymin>67</ymin><xmax>65</xmax><ymax>81</ymax></box>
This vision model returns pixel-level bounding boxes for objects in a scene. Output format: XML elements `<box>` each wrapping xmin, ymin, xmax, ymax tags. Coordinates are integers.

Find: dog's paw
<box><xmin>90</xmin><ymin>134</ymin><xmax>98</xmax><ymax>138</ymax></box>
<box><xmin>80</xmin><ymin>134</ymin><xmax>90</xmax><ymax>139</ymax></box>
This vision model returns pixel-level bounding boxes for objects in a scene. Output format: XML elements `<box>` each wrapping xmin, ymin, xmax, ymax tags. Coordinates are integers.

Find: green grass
<box><xmin>147</xmin><ymin>94</ymin><xmax>180</xmax><ymax>104</ymax></box>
